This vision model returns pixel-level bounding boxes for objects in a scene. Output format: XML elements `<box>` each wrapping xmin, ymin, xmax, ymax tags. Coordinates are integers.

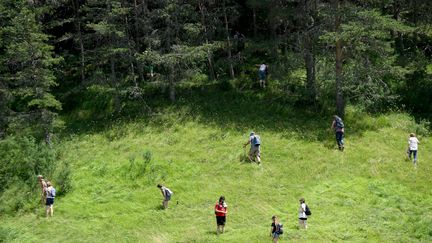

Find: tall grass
<box><xmin>1</xmin><ymin>91</ymin><xmax>431</xmax><ymax>242</ymax></box>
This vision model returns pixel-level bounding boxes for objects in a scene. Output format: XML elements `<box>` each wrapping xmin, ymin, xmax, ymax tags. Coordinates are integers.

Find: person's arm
<box><xmin>215</xmin><ymin>204</ymin><xmax>223</xmax><ymax>213</ymax></box>
<box><xmin>243</xmin><ymin>138</ymin><xmax>251</xmax><ymax>147</ymax></box>
<box><xmin>161</xmin><ymin>188</ymin><xmax>166</xmax><ymax>197</ymax></box>
<box><xmin>331</xmin><ymin>120</ymin><xmax>335</xmax><ymax>130</ymax></box>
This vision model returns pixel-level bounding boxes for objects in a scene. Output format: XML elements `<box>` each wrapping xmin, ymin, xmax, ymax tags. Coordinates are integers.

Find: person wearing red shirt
<box><xmin>214</xmin><ymin>196</ymin><xmax>228</xmax><ymax>235</ymax></box>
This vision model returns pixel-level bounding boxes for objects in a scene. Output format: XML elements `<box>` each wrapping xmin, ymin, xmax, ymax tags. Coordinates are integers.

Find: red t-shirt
<box><xmin>215</xmin><ymin>203</ymin><xmax>227</xmax><ymax>216</ymax></box>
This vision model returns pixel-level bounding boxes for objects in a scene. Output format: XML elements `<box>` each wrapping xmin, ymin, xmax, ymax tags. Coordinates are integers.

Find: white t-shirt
<box><xmin>408</xmin><ymin>137</ymin><xmax>419</xmax><ymax>150</ymax></box>
<box><xmin>299</xmin><ymin>203</ymin><xmax>307</xmax><ymax>219</ymax></box>
<box><xmin>259</xmin><ymin>64</ymin><xmax>266</xmax><ymax>71</ymax></box>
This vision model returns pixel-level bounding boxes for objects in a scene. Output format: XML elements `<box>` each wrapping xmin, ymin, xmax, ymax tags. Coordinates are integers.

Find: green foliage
<box><xmin>0</xmin><ymin>136</ymin><xmax>71</xmax><ymax>214</ymax></box>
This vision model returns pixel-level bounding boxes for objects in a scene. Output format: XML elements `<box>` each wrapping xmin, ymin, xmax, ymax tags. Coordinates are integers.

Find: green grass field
<box><xmin>1</xmin><ymin>91</ymin><xmax>431</xmax><ymax>242</ymax></box>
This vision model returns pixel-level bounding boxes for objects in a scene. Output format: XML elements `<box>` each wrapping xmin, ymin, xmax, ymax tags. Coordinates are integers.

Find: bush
<box><xmin>0</xmin><ymin>136</ymin><xmax>71</xmax><ymax>214</ymax></box>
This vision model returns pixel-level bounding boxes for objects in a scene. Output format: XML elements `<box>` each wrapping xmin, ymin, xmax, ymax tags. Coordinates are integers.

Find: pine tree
<box><xmin>0</xmin><ymin>0</ymin><xmax>62</xmax><ymax>143</ymax></box>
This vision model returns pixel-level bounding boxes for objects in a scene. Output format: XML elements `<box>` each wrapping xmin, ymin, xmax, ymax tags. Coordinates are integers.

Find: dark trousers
<box><xmin>335</xmin><ymin>131</ymin><xmax>344</xmax><ymax>149</ymax></box>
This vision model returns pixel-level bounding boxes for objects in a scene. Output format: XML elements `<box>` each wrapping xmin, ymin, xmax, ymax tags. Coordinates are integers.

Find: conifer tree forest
<box><xmin>1</xmin><ymin>0</ymin><xmax>431</xmax><ymax>142</ymax></box>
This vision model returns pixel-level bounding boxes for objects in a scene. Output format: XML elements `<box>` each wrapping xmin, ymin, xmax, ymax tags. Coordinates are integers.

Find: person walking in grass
<box><xmin>45</xmin><ymin>181</ymin><xmax>56</xmax><ymax>217</ymax></box>
<box><xmin>407</xmin><ymin>133</ymin><xmax>420</xmax><ymax>165</ymax></box>
<box><xmin>214</xmin><ymin>196</ymin><xmax>228</xmax><ymax>235</ymax></box>
<box><xmin>331</xmin><ymin>115</ymin><xmax>345</xmax><ymax>151</ymax></box>
<box><xmin>157</xmin><ymin>184</ymin><xmax>173</xmax><ymax>209</ymax></box>
<box><xmin>298</xmin><ymin>198</ymin><xmax>308</xmax><ymax>229</ymax></box>
<box><xmin>37</xmin><ymin>175</ymin><xmax>47</xmax><ymax>206</ymax></box>
<box><xmin>270</xmin><ymin>215</ymin><xmax>283</xmax><ymax>242</ymax></box>
<box><xmin>243</xmin><ymin>132</ymin><xmax>261</xmax><ymax>164</ymax></box>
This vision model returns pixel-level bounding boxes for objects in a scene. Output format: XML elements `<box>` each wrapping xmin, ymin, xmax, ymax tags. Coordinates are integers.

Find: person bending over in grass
<box><xmin>243</xmin><ymin>132</ymin><xmax>261</xmax><ymax>164</ymax></box>
<box><xmin>45</xmin><ymin>181</ymin><xmax>56</xmax><ymax>217</ymax></box>
<box><xmin>298</xmin><ymin>198</ymin><xmax>308</xmax><ymax>229</ymax></box>
<box><xmin>157</xmin><ymin>184</ymin><xmax>173</xmax><ymax>209</ymax></box>
<box><xmin>214</xmin><ymin>196</ymin><xmax>228</xmax><ymax>235</ymax></box>
<box><xmin>331</xmin><ymin>115</ymin><xmax>345</xmax><ymax>151</ymax></box>
<box><xmin>37</xmin><ymin>175</ymin><xmax>47</xmax><ymax>207</ymax></box>
<box><xmin>270</xmin><ymin>215</ymin><xmax>283</xmax><ymax>243</ymax></box>
<box><xmin>407</xmin><ymin>133</ymin><xmax>420</xmax><ymax>166</ymax></box>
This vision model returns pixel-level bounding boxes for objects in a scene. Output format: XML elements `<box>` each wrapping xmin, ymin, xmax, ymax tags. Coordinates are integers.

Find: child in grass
<box><xmin>45</xmin><ymin>181</ymin><xmax>55</xmax><ymax>217</ymax></box>
<box><xmin>157</xmin><ymin>184</ymin><xmax>173</xmax><ymax>209</ymax></box>
<box><xmin>407</xmin><ymin>133</ymin><xmax>420</xmax><ymax>165</ymax></box>
<box><xmin>298</xmin><ymin>198</ymin><xmax>308</xmax><ymax>229</ymax></box>
<box><xmin>37</xmin><ymin>175</ymin><xmax>47</xmax><ymax>206</ymax></box>
<box><xmin>270</xmin><ymin>215</ymin><xmax>282</xmax><ymax>242</ymax></box>
<box><xmin>214</xmin><ymin>196</ymin><xmax>228</xmax><ymax>235</ymax></box>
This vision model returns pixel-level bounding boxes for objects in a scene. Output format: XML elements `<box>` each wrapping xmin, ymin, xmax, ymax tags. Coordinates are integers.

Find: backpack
<box><xmin>277</xmin><ymin>224</ymin><xmax>284</xmax><ymax>234</ymax></box>
<box><xmin>252</xmin><ymin>135</ymin><xmax>261</xmax><ymax>146</ymax></box>
<box><xmin>165</xmin><ymin>188</ymin><xmax>172</xmax><ymax>197</ymax></box>
<box><xmin>305</xmin><ymin>205</ymin><xmax>311</xmax><ymax>216</ymax></box>
<box><xmin>49</xmin><ymin>187</ymin><xmax>56</xmax><ymax>198</ymax></box>
<box><xmin>335</xmin><ymin>117</ymin><xmax>344</xmax><ymax>129</ymax></box>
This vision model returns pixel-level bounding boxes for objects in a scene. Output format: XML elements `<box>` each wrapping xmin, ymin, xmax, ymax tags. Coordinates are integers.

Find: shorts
<box><xmin>299</xmin><ymin>218</ymin><xmax>307</xmax><ymax>220</ymax></box>
<box><xmin>165</xmin><ymin>195</ymin><xmax>171</xmax><ymax>201</ymax></box>
<box><xmin>272</xmin><ymin>232</ymin><xmax>280</xmax><ymax>239</ymax></box>
<box><xmin>259</xmin><ymin>70</ymin><xmax>266</xmax><ymax>80</ymax></box>
<box><xmin>46</xmin><ymin>198</ymin><xmax>54</xmax><ymax>206</ymax></box>
<box><xmin>250</xmin><ymin>145</ymin><xmax>260</xmax><ymax>156</ymax></box>
<box><xmin>216</xmin><ymin>216</ymin><xmax>226</xmax><ymax>226</ymax></box>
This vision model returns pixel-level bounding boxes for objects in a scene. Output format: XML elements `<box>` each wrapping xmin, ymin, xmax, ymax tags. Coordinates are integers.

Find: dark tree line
<box><xmin>1</xmin><ymin>0</ymin><xmax>432</xmax><ymax>141</ymax></box>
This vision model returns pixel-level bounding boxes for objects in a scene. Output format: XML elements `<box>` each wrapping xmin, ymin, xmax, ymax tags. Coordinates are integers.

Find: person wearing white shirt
<box><xmin>258</xmin><ymin>63</ymin><xmax>268</xmax><ymax>88</ymax></box>
<box><xmin>407</xmin><ymin>133</ymin><xmax>420</xmax><ymax>165</ymax></box>
<box><xmin>298</xmin><ymin>198</ymin><xmax>308</xmax><ymax>229</ymax></box>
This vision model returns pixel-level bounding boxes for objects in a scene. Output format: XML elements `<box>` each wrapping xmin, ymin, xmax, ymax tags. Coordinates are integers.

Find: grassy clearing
<box><xmin>1</xmin><ymin>91</ymin><xmax>431</xmax><ymax>242</ymax></box>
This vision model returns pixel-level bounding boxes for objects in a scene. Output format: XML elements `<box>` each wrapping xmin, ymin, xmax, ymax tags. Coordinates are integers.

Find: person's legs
<box><xmin>408</xmin><ymin>150</ymin><xmax>413</xmax><ymax>161</ymax></box>
<box><xmin>272</xmin><ymin>234</ymin><xmax>279</xmax><ymax>243</ymax></box>
<box><xmin>413</xmin><ymin>150</ymin><xmax>417</xmax><ymax>164</ymax></box>
<box><xmin>255</xmin><ymin>146</ymin><xmax>261</xmax><ymax>163</ymax></box>
<box><xmin>45</xmin><ymin>205</ymin><xmax>49</xmax><ymax>217</ymax></box>
<box><xmin>249</xmin><ymin>147</ymin><xmax>256</xmax><ymax>162</ymax></box>
<box><xmin>336</xmin><ymin>131</ymin><xmax>344</xmax><ymax>150</ymax></box>
<box><xmin>49</xmin><ymin>205</ymin><xmax>54</xmax><ymax>217</ymax></box>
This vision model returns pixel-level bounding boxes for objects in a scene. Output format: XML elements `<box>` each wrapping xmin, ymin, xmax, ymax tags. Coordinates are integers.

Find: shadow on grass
<box><xmin>61</xmin><ymin>85</ymin><xmax>378</xmax><ymax>145</ymax></box>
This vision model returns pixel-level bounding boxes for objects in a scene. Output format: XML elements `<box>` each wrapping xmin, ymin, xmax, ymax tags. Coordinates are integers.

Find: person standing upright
<box><xmin>45</xmin><ymin>181</ymin><xmax>56</xmax><ymax>217</ymax></box>
<box><xmin>214</xmin><ymin>196</ymin><xmax>228</xmax><ymax>235</ymax></box>
<box><xmin>258</xmin><ymin>63</ymin><xmax>268</xmax><ymax>88</ymax></box>
<box><xmin>407</xmin><ymin>133</ymin><xmax>420</xmax><ymax>165</ymax></box>
<box><xmin>298</xmin><ymin>198</ymin><xmax>308</xmax><ymax>229</ymax></box>
<box><xmin>37</xmin><ymin>175</ymin><xmax>47</xmax><ymax>207</ymax></box>
<box><xmin>331</xmin><ymin>115</ymin><xmax>345</xmax><ymax>151</ymax></box>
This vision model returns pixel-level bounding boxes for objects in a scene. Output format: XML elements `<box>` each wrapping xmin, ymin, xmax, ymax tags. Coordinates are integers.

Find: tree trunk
<box><xmin>252</xmin><ymin>7</ymin><xmax>257</xmax><ymax>38</ymax></box>
<box><xmin>334</xmin><ymin>0</ymin><xmax>344</xmax><ymax>117</ymax></box>
<box><xmin>111</xmin><ymin>57</ymin><xmax>121</xmax><ymax>113</ymax></box>
<box><xmin>72</xmin><ymin>0</ymin><xmax>85</xmax><ymax>83</ymax></box>
<box><xmin>169</xmin><ymin>69</ymin><xmax>176</xmax><ymax>102</ymax></box>
<box><xmin>303</xmin><ymin>0</ymin><xmax>316</xmax><ymax>102</ymax></box>
<box><xmin>223</xmin><ymin>2</ymin><xmax>235</xmax><ymax>79</ymax></box>
<box><xmin>199</xmin><ymin>2</ymin><xmax>216</xmax><ymax>80</ymax></box>
<box><xmin>304</xmin><ymin>48</ymin><xmax>316</xmax><ymax>101</ymax></box>
<box><xmin>133</xmin><ymin>0</ymin><xmax>145</xmax><ymax>82</ymax></box>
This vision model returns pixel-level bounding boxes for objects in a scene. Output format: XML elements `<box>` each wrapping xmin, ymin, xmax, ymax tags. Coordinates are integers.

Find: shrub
<box><xmin>0</xmin><ymin>136</ymin><xmax>71</xmax><ymax>214</ymax></box>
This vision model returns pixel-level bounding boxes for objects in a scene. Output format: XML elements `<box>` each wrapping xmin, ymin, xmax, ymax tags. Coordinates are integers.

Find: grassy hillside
<box><xmin>1</xmin><ymin>91</ymin><xmax>431</xmax><ymax>242</ymax></box>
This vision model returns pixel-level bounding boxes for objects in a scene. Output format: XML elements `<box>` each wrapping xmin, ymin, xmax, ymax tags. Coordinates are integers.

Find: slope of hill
<box><xmin>1</xmin><ymin>91</ymin><xmax>431</xmax><ymax>242</ymax></box>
